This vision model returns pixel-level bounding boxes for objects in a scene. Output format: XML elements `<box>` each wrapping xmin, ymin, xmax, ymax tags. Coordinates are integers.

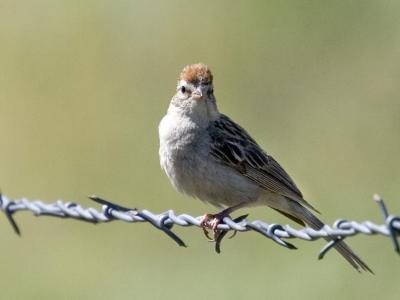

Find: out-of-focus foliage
<box><xmin>0</xmin><ymin>1</ymin><xmax>399</xmax><ymax>299</ymax></box>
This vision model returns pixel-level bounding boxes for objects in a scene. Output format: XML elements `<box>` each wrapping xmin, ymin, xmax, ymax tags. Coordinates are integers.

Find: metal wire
<box><xmin>0</xmin><ymin>193</ymin><xmax>399</xmax><ymax>257</ymax></box>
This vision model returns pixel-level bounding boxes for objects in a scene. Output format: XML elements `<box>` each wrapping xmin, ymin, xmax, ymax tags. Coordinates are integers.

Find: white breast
<box><xmin>159</xmin><ymin>111</ymin><xmax>261</xmax><ymax>208</ymax></box>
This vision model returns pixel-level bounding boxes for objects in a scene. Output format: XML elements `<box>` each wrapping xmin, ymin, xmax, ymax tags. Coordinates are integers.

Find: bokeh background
<box><xmin>1</xmin><ymin>0</ymin><xmax>399</xmax><ymax>299</ymax></box>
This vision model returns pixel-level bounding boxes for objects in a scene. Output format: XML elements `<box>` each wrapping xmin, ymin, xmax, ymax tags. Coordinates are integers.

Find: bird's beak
<box><xmin>192</xmin><ymin>87</ymin><xmax>204</xmax><ymax>101</ymax></box>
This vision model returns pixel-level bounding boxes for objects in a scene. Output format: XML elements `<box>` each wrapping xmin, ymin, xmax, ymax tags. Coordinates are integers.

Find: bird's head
<box><xmin>169</xmin><ymin>63</ymin><xmax>218</xmax><ymax>121</ymax></box>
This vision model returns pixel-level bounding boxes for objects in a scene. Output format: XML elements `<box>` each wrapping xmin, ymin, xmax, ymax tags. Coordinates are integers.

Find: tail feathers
<box><xmin>333</xmin><ymin>240</ymin><xmax>373</xmax><ymax>273</ymax></box>
<box><xmin>299</xmin><ymin>206</ymin><xmax>373</xmax><ymax>273</ymax></box>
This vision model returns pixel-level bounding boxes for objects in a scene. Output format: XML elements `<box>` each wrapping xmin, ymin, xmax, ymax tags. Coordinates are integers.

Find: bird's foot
<box><xmin>199</xmin><ymin>212</ymin><xmax>234</xmax><ymax>241</ymax></box>
<box><xmin>200</xmin><ymin>213</ymin><xmax>224</xmax><ymax>231</ymax></box>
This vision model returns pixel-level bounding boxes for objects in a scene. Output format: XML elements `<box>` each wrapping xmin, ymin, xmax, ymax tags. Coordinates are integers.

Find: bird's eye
<box><xmin>207</xmin><ymin>88</ymin><xmax>213</xmax><ymax>96</ymax></box>
<box><xmin>180</xmin><ymin>86</ymin><xmax>186</xmax><ymax>93</ymax></box>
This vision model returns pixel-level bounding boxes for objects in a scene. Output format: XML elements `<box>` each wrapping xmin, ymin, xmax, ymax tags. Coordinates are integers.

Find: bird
<box><xmin>158</xmin><ymin>63</ymin><xmax>372</xmax><ymax>273</ymax></box>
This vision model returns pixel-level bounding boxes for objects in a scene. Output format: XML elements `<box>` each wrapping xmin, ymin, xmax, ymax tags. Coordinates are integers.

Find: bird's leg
<box><xmin>200</xmin><ymin>211</ymin><xmax>230</xmax><ymax>241</ymax></box>
<box><xmin>199</xmin><ymin>202</ymin><xmax>248</xmax><ymax>240</ymax></box>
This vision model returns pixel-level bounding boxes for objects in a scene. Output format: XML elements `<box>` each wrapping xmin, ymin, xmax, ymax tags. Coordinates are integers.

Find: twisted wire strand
<box><xmin>0</xmin><ymin>193</ymin><xmax>399</xmax><ymax>257</ymax></box>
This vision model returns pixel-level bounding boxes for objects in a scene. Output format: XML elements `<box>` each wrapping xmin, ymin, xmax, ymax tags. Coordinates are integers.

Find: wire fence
<box><xmin>0</xmin><ymin>193</ymin><xmax>399</xmax><ymax>258</ymax></box>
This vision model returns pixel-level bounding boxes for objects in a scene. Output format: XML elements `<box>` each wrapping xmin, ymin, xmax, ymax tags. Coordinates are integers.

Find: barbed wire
<box><xmin>0</xmin><ymin>193</ymin><xmax>399</xmax><ymax>258</ymax></box>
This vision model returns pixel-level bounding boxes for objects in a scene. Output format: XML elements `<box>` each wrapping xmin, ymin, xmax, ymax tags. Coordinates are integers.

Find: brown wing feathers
<box><xmin>209</xmin><ymin>114</ymin><xmax>319</xmax><ymax>213</ymax></box>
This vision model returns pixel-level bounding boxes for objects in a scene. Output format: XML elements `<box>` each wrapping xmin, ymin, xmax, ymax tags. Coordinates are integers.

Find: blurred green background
<box><xmin>1</xmin><ymin>0</ymin><xmax>399</xmax><ymax>299</ymax></box>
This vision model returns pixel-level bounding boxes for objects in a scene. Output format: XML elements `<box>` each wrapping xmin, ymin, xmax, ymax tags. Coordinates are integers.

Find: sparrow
<box><xmin>159</xmin><ymin>63</ymin><xmax>372</xmax><ymax>273</ymax></box>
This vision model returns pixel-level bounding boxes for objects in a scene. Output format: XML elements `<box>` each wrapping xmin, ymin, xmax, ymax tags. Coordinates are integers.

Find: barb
<box><xmin>0</xmin><ymin>193</ymin><xmax>399</xmax><ymax>257</ymax></box>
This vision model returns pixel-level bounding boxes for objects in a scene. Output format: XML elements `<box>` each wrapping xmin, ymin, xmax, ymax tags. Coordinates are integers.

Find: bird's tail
<box><xmin>270</xmin><ymin>199</ymin><xmax>373</xmax><ymax>273</ymax></box>
<box><xmin>298</xmin><ymin>207</ymin><xmax>373</xmax><ymax>273</ymax></box>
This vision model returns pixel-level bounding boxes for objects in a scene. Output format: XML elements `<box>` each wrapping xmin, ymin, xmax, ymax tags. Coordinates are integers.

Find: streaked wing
<box><xmin>209</xmin><ymin>114</ymin><xmax>318</xmax><ymax>212</ymax></box>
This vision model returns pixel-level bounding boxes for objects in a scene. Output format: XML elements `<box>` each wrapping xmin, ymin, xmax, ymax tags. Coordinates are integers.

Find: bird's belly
<box><xmin>162</xmin><ymin>149</ymin><xmax>261</xmax><ymax>208</ymax></box>
<box><xmin>194</xmin><ymin>161</ymin><xmax>262</xmax><ymax>208</ymax></box>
